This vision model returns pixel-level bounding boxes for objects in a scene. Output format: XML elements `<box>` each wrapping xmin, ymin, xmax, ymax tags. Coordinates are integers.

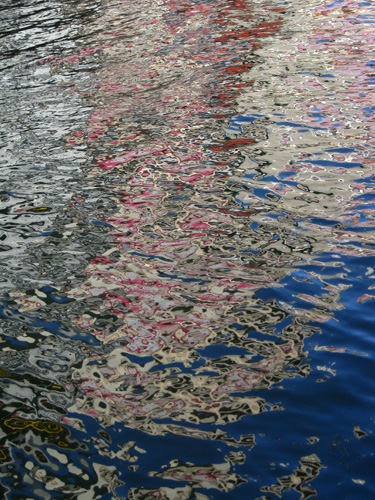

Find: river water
<box><xmin>0</xmin><ymin>0</ymin><xmax>374</xmax><ymax>498</ymax></box>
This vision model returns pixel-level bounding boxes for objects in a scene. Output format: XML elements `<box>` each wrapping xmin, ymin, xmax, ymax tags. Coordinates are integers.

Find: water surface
<box><xmin>0</xmin><ymin>0</ymin><xmax>374</xmax><ymax>498</ymax></box>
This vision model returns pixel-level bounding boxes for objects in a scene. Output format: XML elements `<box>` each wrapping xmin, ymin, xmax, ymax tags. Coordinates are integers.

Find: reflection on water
<box><xmin>0</xmin><ymin>0</ymin><xmax>374</xmax><ymax>498</ymax></box>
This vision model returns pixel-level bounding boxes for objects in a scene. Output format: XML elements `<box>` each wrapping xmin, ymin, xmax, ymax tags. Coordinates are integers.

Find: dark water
<box><xmin>0</xmin><ymin>0</ymin><xmax>374</xmax><ymax>498</ymax></box>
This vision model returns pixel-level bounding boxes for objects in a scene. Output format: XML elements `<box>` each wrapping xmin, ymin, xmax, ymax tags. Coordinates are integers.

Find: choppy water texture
<box><xmin>0</xmin><ymin>0</ymin><xmax>374</xmax><ymax>498</ymax></box>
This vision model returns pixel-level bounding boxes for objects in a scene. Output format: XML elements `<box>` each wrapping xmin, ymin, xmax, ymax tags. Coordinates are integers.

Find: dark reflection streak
<box><xmin>0</xmin><ymin>18</ymin><xmax>75</xmax><ymax>40</ymax></box>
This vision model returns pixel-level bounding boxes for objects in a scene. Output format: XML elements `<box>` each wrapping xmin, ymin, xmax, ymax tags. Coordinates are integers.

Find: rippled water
<box><xmin>0</xmin><ymin>0</ymin><xmax>374</xmax><ymax>498</ymax></box>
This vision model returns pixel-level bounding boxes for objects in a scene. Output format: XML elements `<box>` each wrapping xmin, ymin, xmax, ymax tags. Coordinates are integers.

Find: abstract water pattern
<box><xmin>0</xmin><ymin>0</ymin><xmax>374</xmax><ymax>498</ymax></box>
